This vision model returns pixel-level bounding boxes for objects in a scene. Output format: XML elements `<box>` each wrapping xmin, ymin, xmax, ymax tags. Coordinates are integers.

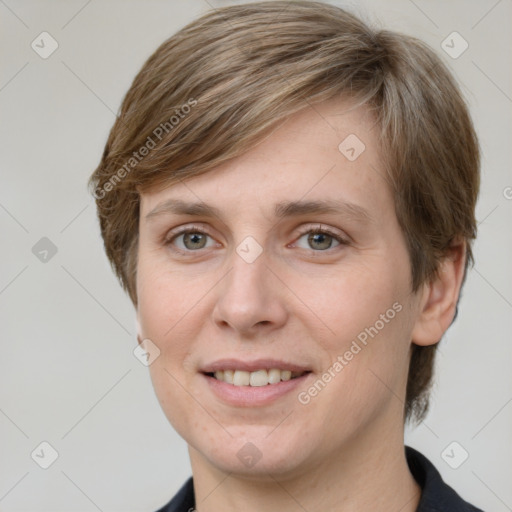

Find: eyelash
<box><xmin>293</xmin><ymin>226</ymin><xmax>348</xmax><ymax>249</ymax></box>
<box><xmin>164</xmin><ymin>224</ymin><xmax>348</xmax><ymax>254</ymax></box>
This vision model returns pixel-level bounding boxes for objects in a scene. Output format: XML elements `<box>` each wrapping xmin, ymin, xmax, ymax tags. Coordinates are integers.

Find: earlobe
<box><xmin>411</xmin><ymin>240</ymin><xmax>467</xmax><ymax>347</ymax></box>
<box><xmin>135</xmin><ymin>314</ymin><xmax>143</xmax><ymax>344</ymax></box>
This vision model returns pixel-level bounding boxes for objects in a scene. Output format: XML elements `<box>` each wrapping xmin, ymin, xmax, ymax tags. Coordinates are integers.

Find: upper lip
<box><xmin>201</xmin><ymin>358</ymin><xmax>312</xmax><ymax>373</ymax></box>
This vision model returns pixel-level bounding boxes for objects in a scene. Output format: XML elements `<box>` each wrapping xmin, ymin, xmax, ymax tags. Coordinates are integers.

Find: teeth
<box><xmin>247</xmin><ymin>369</ymin><xmax>266</xmax><ymax>386</ymax></box>
<box><xmin>233</xmin><ymin>370</ymin><xmax>250</xmax><ymax>386</ymax></box>
<box><xmin>268</xmin><ymin>368</ymin><xmax>281</xmax><ymax>384</ymax></box>
<box><xmin>281</xmin><ymin>370</ymin><xmax>292</xmax><ymax>381</ymax></box>
<box><xmin>211</xmin><ymin>368</ymin><xmax>305</xmax><ymax>386</ymax></box>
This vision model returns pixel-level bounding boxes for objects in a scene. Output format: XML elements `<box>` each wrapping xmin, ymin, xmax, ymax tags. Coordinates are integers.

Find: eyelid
<box><xmin>291</xmin><ymin>223</ymin><xmax>350</xmax><ymax>247</ymax></box>
<box><xmin>165</xmin><ymin>223</ymin><xmax>211</xmax><ymax>240</ymax></box>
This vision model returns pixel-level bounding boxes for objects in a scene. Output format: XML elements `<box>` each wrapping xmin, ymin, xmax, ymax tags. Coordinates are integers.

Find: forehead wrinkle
<box><xmin>145</xmin><ymin>198</ymin><xmax>374</xmax><ymax>226</ymax></box>
<box><xmin>274</xmin><ymin>199</ymin><xmax>373</xmax><ymax>225</ymax></box>
<box><xmin>145</xmin><ymin>198</ymin><xmax>223</xmax><ymax>221</ymax></box>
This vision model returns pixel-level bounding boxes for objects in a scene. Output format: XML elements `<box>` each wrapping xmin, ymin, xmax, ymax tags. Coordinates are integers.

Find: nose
<box><xmin>212</xmin><ymin>247</ymin><xmax>288</xmax><ymax>337</ymax></box>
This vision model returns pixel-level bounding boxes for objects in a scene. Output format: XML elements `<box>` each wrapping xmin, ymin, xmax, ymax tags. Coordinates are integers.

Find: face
<box><xmin>136</xmin><ymin>99</ymin><xmax>424</xmax><ymax>479</ymax></box>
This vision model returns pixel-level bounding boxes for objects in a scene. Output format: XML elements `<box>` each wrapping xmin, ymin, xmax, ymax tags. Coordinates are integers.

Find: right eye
<box><xmin>165</xmin><ymin>226</ymin><xmax>218</xmax><ymax>253</ymax></box>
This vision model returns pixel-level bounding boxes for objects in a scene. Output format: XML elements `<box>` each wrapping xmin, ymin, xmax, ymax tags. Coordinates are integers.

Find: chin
<box><xmin>189</xmin><ymin>427</ymin><xmax>314</xmax><ymax>478</ymax></box>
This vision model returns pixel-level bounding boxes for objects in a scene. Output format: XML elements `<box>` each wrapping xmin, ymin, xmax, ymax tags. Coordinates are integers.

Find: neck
<box><xmin>188</xmin><ymin>413</ymin><xmax>421</xmax><ymax>512</ymax></box>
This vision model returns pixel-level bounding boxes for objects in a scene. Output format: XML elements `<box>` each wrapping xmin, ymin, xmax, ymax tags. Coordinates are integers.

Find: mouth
<box><xmin>200</xmin><ymin>360</ymin><xmax>313</xmax><ymax>406</ymax></box>
<box><xmin>204</xmin><ymin>369</ymin><xmax>310</xmax><ymax>387</ymax></box>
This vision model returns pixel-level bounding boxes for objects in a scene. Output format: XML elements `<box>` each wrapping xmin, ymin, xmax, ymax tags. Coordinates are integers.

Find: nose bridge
<box><xmin>213</xmin><ymin>237</ymin><xmax>287</xmax><ymax>333</ymax></box>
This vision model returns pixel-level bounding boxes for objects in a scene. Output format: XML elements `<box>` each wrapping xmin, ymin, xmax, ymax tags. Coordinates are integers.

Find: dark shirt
<box><xmin>155</xmin><ymin>445</ymin><xmax>484</xmax><ymax>511</ymax></box>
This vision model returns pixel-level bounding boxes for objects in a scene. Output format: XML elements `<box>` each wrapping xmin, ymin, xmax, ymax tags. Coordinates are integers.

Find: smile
<box><xmin>207</xmin><ymin>369</ymin><xmax>308</xmax><ymax>386</ymax></box>
<box><xmin>200</xmin><ymin>359</ymin><xmax>313</xmax><ymax>406</ymax></box>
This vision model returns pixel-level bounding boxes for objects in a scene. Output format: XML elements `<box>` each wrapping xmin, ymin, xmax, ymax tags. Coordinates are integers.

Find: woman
<box><xmin>89</xmin><ymin>2</ymin><xmax>482</xmax><ymax>510</ymax></box>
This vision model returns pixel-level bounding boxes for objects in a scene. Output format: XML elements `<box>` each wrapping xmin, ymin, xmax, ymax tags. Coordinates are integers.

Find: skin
<box><xmin>136</xmin><ymin>98</ymin><xmax>466</xmax><ymax>512</ymax></box>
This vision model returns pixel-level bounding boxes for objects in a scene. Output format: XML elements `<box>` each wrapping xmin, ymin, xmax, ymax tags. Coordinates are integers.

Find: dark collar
<box><xmin>405</xmin><ymin>446</ymin><xmax>484</xmax><ymax>511</ymax></box>
<box><xmin>156</xmin><ymin>445</ymin><xmax>484</xmax><ymax>512</ymax></box>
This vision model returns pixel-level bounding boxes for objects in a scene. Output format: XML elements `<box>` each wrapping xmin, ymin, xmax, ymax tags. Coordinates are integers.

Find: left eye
<box><xmin>295</xmin><ymin>229</ymin><xmax>344</xmax><ymax>251</ymax></box>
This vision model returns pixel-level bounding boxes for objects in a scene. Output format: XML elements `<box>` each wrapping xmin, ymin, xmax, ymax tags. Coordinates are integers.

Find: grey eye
<box><xmin>182</xmin><ymin>232</ymin><xmax>207</xmax><ymax>250</ymax></box>
<box><xmin>172</xmin><ymin>231</ymin><xmax>215</xmax><ymax>251</ymax></box>
<box><xmin>296</xmin><ymin>231</ymin><xmax>341</xmax><ymax>251</ymax></box>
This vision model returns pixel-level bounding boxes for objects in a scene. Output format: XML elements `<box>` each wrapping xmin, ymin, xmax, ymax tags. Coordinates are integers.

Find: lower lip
<box><xmin>202</xmin><ymin>373</ymin><xmax>311</xmax><ymax>407</ymax></box>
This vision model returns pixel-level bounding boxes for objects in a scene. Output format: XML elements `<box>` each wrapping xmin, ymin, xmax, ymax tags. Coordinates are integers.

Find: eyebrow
<box><xmin>145</xmin><ymin>198</ymin><xmax>373</xmax><ymax>224</ymax></box>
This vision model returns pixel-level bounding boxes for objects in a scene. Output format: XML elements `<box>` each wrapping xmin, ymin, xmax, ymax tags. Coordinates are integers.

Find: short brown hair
<box><xmin>89</xmin><ymin>1</ymin><xmax>480</xmax><ymax>424</ymax></box>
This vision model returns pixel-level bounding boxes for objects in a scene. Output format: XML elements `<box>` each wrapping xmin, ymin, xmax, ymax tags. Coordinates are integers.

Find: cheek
<box><xmin>299</xmin><ymin>298</ymin><xmax>412</xmax><ymax>442</ymax></box>
<box><xmin>296</xmin><ymin>256</ymin><xmax>412</xmax><ymax>406</ymax></box>
<box><xmin>302</xmin><ymin>259</ymin><xmax>405</xmax><ymax>345</ymax></box>
<box><xmin>138</xmin><ymin>283</ymin><xmax>200</xmax><ymax>438</ymax></box>
<box><xmin>136</xmin><ymin>255</ymin><xmax>213</xmax><ymax>425</ymax></box>
<box><xmin>136</xmin><ymin>252</ymin><xmax>204</xmax><ymax>342</ymax></box>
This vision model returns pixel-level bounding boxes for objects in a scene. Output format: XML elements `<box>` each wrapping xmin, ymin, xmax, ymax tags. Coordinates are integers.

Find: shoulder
<box><xmin>154</xmin><ymin>477</ymin><xmax>195</xmax><ymax>512</ymax></box>
<box><xmin>406</xmin><ymin>445</ymin><xmax>485</xmax><ymax>512</ymax></box>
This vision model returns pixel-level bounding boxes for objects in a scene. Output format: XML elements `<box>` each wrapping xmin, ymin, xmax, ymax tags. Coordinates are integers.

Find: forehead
<box><xmin>139</xmin><ymin>98</ymin><xmax>390</xmax><ymax>222</ymax></box>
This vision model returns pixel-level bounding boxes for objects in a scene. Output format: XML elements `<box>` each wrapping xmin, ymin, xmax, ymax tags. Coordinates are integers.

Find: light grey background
<box><xmin>1</xmin><ymin>1</ymin><xmax>511</xmax><ymax>511</ymax></box>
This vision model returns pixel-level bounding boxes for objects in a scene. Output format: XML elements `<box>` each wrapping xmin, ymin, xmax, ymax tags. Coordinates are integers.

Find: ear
<box><xmin>135</xmin><ymin>313</ymin><xmax>143</xmax><ymax>345</ymax></box>
<box><xmin>411</xmin><ymin>239</ymin><xmax>467</xmax><ymax>347</ymax></box>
